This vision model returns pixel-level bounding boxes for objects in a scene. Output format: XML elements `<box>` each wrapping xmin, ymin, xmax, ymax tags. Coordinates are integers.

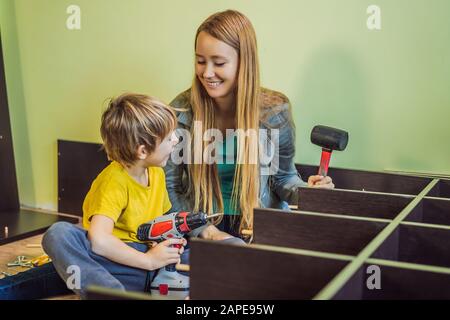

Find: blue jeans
<box><xmin>0</xmin><ymin>222</ymin><xmax>155</xmax><ymax>300</ymax></box>
<box><xmin>0</xmin><ymin>261</ymin><xmax>71</xmax><ymax>300</ymax></box>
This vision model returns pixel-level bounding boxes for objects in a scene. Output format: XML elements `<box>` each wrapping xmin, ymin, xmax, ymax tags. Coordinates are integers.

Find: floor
<box><xmin>0</xmin><ymin>231</ymin><xmax>79</xmax><ymax>300</ymax></box>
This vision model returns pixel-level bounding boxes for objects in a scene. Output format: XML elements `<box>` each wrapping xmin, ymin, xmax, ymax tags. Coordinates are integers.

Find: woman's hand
<box><xmin>307</xmin><ymin>175</ymin><xmax>335</xmax><ymax>189</ymax></box>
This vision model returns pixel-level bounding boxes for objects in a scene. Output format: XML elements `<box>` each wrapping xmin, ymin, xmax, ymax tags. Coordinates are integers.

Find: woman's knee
<box><xmin>219</xmin><ymin>237</ymin><xmax>247</xmax><ymax>246</ymax></box>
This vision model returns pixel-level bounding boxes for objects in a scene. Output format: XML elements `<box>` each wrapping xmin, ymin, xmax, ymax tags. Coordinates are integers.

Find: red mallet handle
<box><xmin>318</xmin><ymin>149</ymin><xmax>332</xmax><ymax>177</ymax></box>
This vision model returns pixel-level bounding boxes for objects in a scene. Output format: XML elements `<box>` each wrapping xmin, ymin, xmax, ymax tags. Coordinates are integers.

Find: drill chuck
<box><xmin>184</xmin><ymin>212</ymin><xmax>208</xmax><ymax>230</ymax></box>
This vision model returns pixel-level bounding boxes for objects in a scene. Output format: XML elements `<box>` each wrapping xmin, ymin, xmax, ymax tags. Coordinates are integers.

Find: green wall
<box><xmin>0</xmin><ymin>0</ymin><xmax>35</xmax><ymax>206</ymax></box>
<box><xmin>1</xmin><ymin>0</ymin><xmax>449</xmax><ymax>210</ymax></box>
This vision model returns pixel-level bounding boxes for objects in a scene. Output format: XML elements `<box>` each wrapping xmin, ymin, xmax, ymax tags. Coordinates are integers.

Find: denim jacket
<box><xmin>164</xmin><ymin>89</ymin><xmax>307</xmax><ymax>236</ymax></box>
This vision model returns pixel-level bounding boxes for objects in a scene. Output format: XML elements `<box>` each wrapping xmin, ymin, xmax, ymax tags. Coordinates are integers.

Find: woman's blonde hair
<box><xmin>101</xmin><ymin>93</ymin><xmax>177</xmax><ymax>167</ymax></box>
<box><xmin>189</xmin><ymin>10</ymin><xmax>260</xmax><ymax>233</ymax></box>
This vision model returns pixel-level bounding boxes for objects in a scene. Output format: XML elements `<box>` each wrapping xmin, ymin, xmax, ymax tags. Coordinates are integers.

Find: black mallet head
<box><xmin>311</xmin><ymin>125</ymin><xmax>349</xmax><ymax>176</ymax></box>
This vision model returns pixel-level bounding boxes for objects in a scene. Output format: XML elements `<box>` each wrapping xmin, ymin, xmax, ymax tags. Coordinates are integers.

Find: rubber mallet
<box><xmin>310</xmin><ymin>125</ymin><xmax>349</xmax><ymax>176</ymax></box>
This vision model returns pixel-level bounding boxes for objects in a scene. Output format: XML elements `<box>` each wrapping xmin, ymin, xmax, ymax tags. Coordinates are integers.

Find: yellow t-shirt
<box><xmin>82</xmin><ymin>161</ymin><xmax>172</xmax><ymax>243</ymax></box>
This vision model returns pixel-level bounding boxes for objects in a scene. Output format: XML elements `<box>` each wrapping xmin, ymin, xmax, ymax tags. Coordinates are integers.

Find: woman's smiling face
<box><xmin>195</xmin><ymin>31</ymin><xmax>239</xmax><ymax>102</ymax></box>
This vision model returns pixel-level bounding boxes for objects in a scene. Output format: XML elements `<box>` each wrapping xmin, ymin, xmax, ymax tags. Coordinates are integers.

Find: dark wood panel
<box><xmin>298</xmin><ymin>188</ymin><xmax>412</xmax><ymax>219</ymax></box>
<box><xmin>253</xmin><ymin>208</ymin><xmax>387</xmax><ymax>256</ymax></box>
<box><xmin>0</xmin><ymin>209</ymin><xmax>79</xmax><ymax>245</ymax></box>
<box><xmin>296</xmin><ymin>164</ymin><xmax>431</xmax><ymax>195</ymax></box>
<box><xmin>0</xmin><ymin>33</ymin><xmax>20</xmax><ymax>212</ymax></box>
<box><xmin>427</xmin><ymin>179</ymin><xmax>450</xmax><ymax>198</ymax></box>
<box><xmin>334</xmin><ymin>263</ymin><xmax>450</xmax><ymax>299</ymax></box>
<box><xmin>58</xmin><ymin>140</ymin><xmax>109</xmax><ymax>216</ymax></box>
<box><xmin>372</xmin><ymin>224</ymin><xmax>450</xmax><ymax>268</ymax></box>
<box><xmin>405</xmin><ymin>198</ymin><xmax>450</xmax><ymax>226</ymax></box>
<box><xmin>189</xmin><ymin>239</ymin><xmax>348</xmax><ymax>299</ymax></box>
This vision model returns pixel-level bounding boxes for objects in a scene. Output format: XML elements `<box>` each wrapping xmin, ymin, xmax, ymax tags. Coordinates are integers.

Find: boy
<box><xmin>42</xmin><ymin>93</ymin><xmax>183</xmax><ymax>299</ymax></box>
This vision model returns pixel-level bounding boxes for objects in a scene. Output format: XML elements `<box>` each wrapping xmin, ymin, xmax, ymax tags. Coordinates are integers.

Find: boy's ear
<box><xmin>136</xmin><ymin>145</ymin><xmax>148</xmax><ymax>160</ymax></box>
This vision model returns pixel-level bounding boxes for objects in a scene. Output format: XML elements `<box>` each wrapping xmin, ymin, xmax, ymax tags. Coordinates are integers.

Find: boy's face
<box><xmin>144</xmin><ymin>131</ymin><xmax>179</xmax><ymax>167</ymax></box>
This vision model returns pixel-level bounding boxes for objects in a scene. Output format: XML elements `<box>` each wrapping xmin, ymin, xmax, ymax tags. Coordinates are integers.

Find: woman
<box><xmin>165</xmin><ymin>10</ymin><xmax>334</xmax><ymax>240</ymax></box>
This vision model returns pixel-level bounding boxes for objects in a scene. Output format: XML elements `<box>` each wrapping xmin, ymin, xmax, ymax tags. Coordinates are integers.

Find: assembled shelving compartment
<box><xmin>296</xmin><ymin>164</ymin><xmax>432</xmax><ymax>196</ymax></box>
<box><xmin>297</xmin><ymin>188</ymin><xmax>412</xmax><ymax>220</ymax></box>
<box><xmin>189</xmin><ymin>239</ymin><xmax>350</xmax><ymax>300</ymax></box>
<box><xmin>371</xmin><ymin>223</ymin><xmax>450</xmax><ymax>269</ymax></box>
<box><xmin>404</xmin><ymin>197</ymin><xmax>450</xmax><ymax>226</ymax></box>
<box><xmin>426</xmin><ymin>179</ymin><xmax>450</xmax><ymax>198</ymax></box>
<box><xmin>252</xmin><ymin>208</ymin><xmax>386</xmax><ymax>256</ymax></box>
<box><xmin>333</xmin><ymin>262</ymin><xmax>450</xmax><ymax>300</ymax></box>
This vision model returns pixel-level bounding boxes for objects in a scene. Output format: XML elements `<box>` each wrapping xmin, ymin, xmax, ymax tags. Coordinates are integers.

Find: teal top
<box><xmin>217</xmin><ymin>136</ymin><xmax>239</xmax><ymax>216</ymax></box>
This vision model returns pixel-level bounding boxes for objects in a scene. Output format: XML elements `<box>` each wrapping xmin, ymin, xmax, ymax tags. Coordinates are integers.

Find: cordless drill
<box><xmin>136</xmin><ymin>211</ymin><xmax>221</xmax><ymax>298</ymax></box>
<box><xmin>137</xmin><ymin>211</ymin><xmax>221</xmax><ymax>271</ymax></box>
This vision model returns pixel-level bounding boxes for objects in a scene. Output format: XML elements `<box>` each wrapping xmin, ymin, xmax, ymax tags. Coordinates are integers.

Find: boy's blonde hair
<box><xmin>100</xmin><ymin>93</ymin><xmax>177</xmax><ymax>166</ymax></box>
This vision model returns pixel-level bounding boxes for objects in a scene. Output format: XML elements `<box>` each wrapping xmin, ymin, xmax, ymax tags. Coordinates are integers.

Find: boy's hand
<box><xmin>145</xmin><ymin>238</ymin><xmax>186</xmax><ymax>270</ymax></box>
<box><xmin>307</xmin><ymin>175</ymin><xmax>335</xmax><ymax>189</ymax></box>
